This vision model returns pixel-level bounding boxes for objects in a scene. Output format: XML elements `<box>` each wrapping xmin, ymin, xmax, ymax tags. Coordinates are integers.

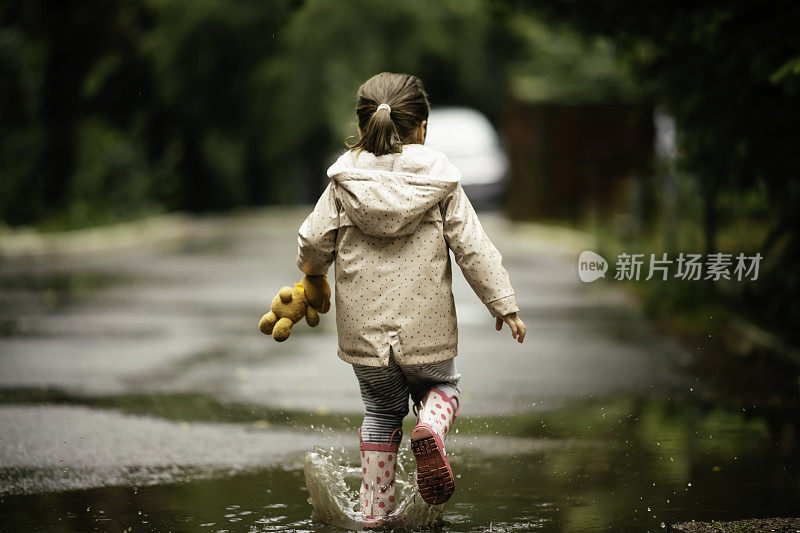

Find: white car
<box><xmin>424</xmin><ymin>106</ymin><xmax>509</xmax><ymax>210</ymax></box>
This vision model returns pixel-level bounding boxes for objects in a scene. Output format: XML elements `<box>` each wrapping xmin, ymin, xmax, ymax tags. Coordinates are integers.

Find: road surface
<box><xmin>0</xmin><ymin>208</ymin><xmax>693</xmax><ymax>529</ymax></box>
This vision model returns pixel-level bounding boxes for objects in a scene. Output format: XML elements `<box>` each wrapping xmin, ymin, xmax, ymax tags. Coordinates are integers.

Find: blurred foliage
<box><xmin>529</xmin><ymin>1</ymin><xmax>800</xmax><ymax>345</ymax></box>
<box><xmin>507</xmin><ymin>16</ymin><xmax>639</xmax><ymax>104</ymax></box>
<box><xmin>260</xmin><ymin>0</ymin><xmax>520</xmax><ymax>202</ymax></box>
<box><xmin>0</xmin><ymin>0</ymin><xmax>634</xmax><ymax>228</ymax></box>
<box><xmin>4</xmin><ymin>1</ymin><xmax>795</xmax><ymax>343</ymax></box>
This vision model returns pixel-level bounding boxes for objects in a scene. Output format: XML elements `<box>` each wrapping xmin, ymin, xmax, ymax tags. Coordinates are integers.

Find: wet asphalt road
<box><xmin>0</xmin><ymin>208</ymin><xmax>690</xmax><ymax>496</ymax></box>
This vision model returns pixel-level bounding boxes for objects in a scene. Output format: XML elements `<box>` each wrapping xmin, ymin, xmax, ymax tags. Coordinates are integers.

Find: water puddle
<box><xmin>0</xmin><ymin>395</ymin><xmax>797</xmax><ymax>531</ymax></box>
<box><xmin>303</xmin><ymin>446</ymin><xmax>443</xmax><ymax>530</ymax></box>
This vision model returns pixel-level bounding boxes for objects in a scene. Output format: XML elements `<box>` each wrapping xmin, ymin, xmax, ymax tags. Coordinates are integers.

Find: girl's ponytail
<box><xmin>350</xmin><ymin>72</ymin><xmax>430</xmax><ymax>156</ymax></box>
<box><xmin>358</xmin><ymin>103</ymin><xmax>401</xmax><ymax>156</ymax></box>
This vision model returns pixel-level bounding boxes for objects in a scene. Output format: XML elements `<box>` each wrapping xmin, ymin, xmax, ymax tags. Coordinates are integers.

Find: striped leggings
<box><xmin>353</xmin><ymin>349</ymin><xmax>461</xmax><ymax>444</ymax></box>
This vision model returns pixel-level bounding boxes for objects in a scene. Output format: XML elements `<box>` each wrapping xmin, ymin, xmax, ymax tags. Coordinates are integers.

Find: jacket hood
<box><xmin>326</xmin><ymin>144</ymin><xmax>461</xmax><ymax>237</ymax></box>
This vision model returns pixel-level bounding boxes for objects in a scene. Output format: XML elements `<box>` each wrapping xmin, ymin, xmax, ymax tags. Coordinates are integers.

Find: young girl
<box><xmin>296</xmin><ymin>72</ymin><xmax>526</xmax><ymax>527</ymax></box>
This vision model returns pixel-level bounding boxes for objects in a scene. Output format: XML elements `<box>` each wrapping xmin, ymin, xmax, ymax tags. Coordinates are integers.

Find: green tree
<box><xmin>142</xmin><ymin>0</ymin><xmax>293</xmax><ymax>210</ymax></box>
<box><xmin>1</xmin><ymin>0</ymin><xmax>145</xmax><ymax>224</ymax></box>
<box><xmin>258</xmin><ymin>0</ymin><xmax>524</xmax><ymax>201</ymax></box>
<box><xmin>531</xmin><ymin>1</ymin><xmax>800</xmax><ymax>254</ymax></box>
<box><xmin>530</xmin><ymin>1</ymin><xmax>800</xmax><ymax>341</ymax></box>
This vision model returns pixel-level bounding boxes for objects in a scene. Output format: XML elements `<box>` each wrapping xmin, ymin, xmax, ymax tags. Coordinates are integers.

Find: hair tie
<box><xmin>376</xmin><ymin>103</ymin><xmax>391</xmax><ymax>114</ymax></box>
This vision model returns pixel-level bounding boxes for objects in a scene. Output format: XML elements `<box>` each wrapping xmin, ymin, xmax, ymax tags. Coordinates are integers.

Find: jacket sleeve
<box><xmin>296</xmin><ymin>182</ymin><xmax>339</xmax><ymax>276</ymax></box>
<box><xmin>441</xmin><ymin>183</ymin><xmax>519</xmax><ymax>317</ymax></box>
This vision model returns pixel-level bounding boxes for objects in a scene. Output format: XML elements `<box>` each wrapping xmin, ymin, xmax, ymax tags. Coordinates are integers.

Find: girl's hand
<box><xmin>495</xmin><ymin>313</ymin><xmax>526</xmax><ymax>343</ymax></box>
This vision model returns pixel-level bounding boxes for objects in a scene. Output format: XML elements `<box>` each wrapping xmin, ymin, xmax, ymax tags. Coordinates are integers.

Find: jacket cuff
<box><xmin>485</xmin><ymin>293</ymin><xmax>519</xmax><ymax>318</ymax></box>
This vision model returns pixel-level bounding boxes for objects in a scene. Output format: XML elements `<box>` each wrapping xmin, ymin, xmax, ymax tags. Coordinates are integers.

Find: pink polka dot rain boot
<box><xmin>410</xmin><ymin>388</ymin><xmax>459</xmax><ymax>505</ymax></box>
<box><xmin>359</xmin><ymin>428</ymin><xmax>401</xmax><ymax>528</ymax></box>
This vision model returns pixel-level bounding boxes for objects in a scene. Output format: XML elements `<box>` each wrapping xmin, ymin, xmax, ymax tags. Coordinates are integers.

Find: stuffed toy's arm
<box><xmin>297</xmin><ymin>182</ymin><xmax>339</xmax><ymax>276</ymax></box>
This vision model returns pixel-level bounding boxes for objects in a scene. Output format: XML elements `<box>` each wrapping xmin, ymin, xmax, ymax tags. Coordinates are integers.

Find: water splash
<box><xmin>303</xmin><ymin>445</ymin><xmax>444</xmax><ymax>530</ymax></box>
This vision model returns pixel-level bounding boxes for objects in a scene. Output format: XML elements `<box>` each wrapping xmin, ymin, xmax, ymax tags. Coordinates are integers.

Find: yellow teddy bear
<box><xmin>258</xmin><ymin>275</ymin><xmax>331</xmax><ymax>342</ymax></box>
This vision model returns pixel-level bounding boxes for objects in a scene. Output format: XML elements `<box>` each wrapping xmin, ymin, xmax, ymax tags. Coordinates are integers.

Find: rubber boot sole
<box><xmin>410</xmin><ymin>426</ymin><xmax>455</xmax><ymax>505</ymax></box>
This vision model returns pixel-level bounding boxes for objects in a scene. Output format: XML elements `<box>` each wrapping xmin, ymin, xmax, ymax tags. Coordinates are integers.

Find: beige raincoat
<box><xmin>297</xmin><ymin>144</ymin><xmax>518</xmax><ymax>367</ymax></box>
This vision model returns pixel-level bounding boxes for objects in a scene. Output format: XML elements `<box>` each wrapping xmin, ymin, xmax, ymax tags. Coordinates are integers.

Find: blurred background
<box><xmin>1</xmin><ymin>1</ymin><xmax>799</xmax><ymax>531</ymax></box>
<box><xmin>3</xmin><ymin>0</ymin><xmax>799</xmax><ymax>342</ymax></box>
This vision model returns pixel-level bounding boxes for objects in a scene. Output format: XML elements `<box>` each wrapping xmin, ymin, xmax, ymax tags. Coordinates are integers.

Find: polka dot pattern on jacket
<box><xmin>297</xmin><ymin>144</ymin><xmax>518</xmax><ymax>367</ymax></box>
